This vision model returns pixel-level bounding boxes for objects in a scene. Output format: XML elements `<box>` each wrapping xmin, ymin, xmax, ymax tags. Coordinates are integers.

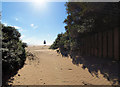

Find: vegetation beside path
<box><xmin>50</xmin><ymin>2</ymin><xmax>120</xmax><ymax>85</ymax></box>
<box><xmin>1</xmin><ymin>23</ymin><xmax>27</xmax><ymax>86</ymax></box>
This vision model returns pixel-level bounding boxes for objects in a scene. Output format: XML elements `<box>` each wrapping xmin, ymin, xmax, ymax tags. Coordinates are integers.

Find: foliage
<box><xmin>49</xmin><ymin>33</ymin><xmax>63</xmax><ymax>49</ymax></box>
<box><xmin>50</xmin><ymin>2</ymin><xmax>119</xmax><ymax>57</ymax></box>
<box><xmin>50</xmin><ymin>32</ymin><xmax>70</xmax><ymax>56</ymax></box>
<box><xmin>58</xmin><ymin>32</ymin><xmax>70</xmax><ymax>56</ymax></box>
<box><xmin>1</xmin><ymin>24</ymin><xmax>27</xmax><ymax>82</ymax></box>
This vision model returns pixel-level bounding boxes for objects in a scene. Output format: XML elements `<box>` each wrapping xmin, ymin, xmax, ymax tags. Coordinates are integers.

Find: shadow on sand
<box><xmin>70</xmin><ymin>53</ymin><xmax>120</xmax><ymax>85</ymax></box>
<box><xmin>2</xmin><ymin>51</ymin><xmax>36</xmax><ymax>86</ymax></box>
<box><xmin>56</xmin><ymin>48</ymin><xmax>120</xmax><ymax>85</ymax></box>
<box><xmin>2</xmin><ymin>63</ymin><xmax>24</xmax><ymax>86</ymax></box>
<box><xmin>55</xmin><ymin>49</ymin><xmax>120</xmax><ymax>85</ymax></box>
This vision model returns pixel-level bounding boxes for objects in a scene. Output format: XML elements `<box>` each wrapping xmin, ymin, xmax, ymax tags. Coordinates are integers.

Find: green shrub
<box><xmin>50</xmin><ymin>2</ymin><xmax>119</xmax><ymax>57</ymax></box>
<box><xmin>1</xmin><ymin>24</ymin><xmax>27</xmax><ymax>81</ymax></box>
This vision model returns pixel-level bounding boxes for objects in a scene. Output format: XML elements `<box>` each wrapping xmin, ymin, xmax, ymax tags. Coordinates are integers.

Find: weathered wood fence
<box><xmin>79</xmin><ymin>28</ymin><xmax>119</xmax><ymax>60</ymax></box>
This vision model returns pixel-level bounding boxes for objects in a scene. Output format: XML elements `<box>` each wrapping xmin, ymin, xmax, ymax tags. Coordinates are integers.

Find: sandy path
<box><xmin>10</xmin><ymin>46</ymin><xmax>112</xmax><ymax>85</ymax></box>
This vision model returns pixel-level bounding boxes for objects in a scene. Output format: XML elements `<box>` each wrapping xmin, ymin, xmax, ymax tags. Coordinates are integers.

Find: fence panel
<box><xmin>108</xmin><ymin>29</ymin><xmax>113</xmax><ymax>58</ymax></box>
<box><xmin>98</xmin><ymin>32</ymin><xmax>102</xmax><ymax>58</ymax></box>
<box><xmin>103</xmin><ymin>32</ymin><xmax>107</xmax><ymax>58</ymax></box>
<box><xmin>114</xmin><ymin>28</ymin><xmax>119</xmax><ymax>60</ymax></box>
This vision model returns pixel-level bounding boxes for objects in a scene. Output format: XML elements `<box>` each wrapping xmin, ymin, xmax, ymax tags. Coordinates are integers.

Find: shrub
<box><xmin>1</xmin><ymin>24</ymin><xmax>27</xmax><ymax>84</ymax></box>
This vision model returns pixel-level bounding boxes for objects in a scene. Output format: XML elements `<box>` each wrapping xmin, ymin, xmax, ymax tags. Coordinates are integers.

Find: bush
<box><xmin>1</xmin><ymin>24</ymin><xmax>27</xmax><ymax>84</ymax></box>
<box><xmin>50</xmin><ymin>32</ymin><xmax>70</xmax><ymax>57</ymax></box>
<box><xmin>50</xmin><ymin>2</ymin><xmax>119</xmax><ymax>57</ymax></box>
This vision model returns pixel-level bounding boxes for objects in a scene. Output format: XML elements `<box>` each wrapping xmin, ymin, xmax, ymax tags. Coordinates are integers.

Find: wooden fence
<box><xmin>79</xmin><ymin>28</ymin><xmax>119</xmax><ymax>60</ymax></box>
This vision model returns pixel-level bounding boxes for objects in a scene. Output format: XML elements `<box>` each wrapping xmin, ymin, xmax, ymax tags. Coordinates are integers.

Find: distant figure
<box><xmin>43</xmin><ymin>40</ymin><xmax>46</xmax><ymax>45</ymax></box>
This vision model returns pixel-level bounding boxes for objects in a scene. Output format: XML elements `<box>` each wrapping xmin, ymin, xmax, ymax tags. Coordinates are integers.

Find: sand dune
<box><xmin>9</xmin><ymin>46</ymin><xmax>112</xmax><ymax>85</ymax></box>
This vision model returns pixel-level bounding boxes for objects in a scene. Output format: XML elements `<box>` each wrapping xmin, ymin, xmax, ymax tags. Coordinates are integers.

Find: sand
<box><xmin>9</xmin><ymin>45</ymin><xmax>112</xmax><ymax>85</ymax></box>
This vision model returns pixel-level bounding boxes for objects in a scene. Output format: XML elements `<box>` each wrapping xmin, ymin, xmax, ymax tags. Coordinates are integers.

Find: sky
<box><xmin>1</xmin><ymin>1</ymin><xmax>67</xmax><ymax>45</ymax></box>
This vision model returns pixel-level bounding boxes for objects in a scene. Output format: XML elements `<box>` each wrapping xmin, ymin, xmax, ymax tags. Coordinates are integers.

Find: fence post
<box><xmin>103</xmin><ymin>31</ymin><xmax>107</xmax><ymax>58</ymax></box>
<box><xmin>95</xmin><ymin>33</ymin><xmax>98</xmax><ymax>57</ymax></box>
<box><xmin>114</xmin><ymin>28</ymin><xmax>119</xmax><ymax>60</ymax></box>
<box><xmin>101</xmin><ymin>32</ymin><xmax>103</xmax><ymax>58</ymax></box>
<box><xmin>97</xmin><ymin>33</ymin><xmax>99</xmax><ymax>57</ymax></box>
<box><xmin>108</xmin><ymin>29</ymin><xmax>113</xmax><ymax>59</ymax></box>
<box><xmin>98</xmin><ymin>32</ymin><xmax>102</xmax><ymax>58</ymax></box>
<box><xmin>88</xmin><ymin>36</ymin><xmax>90</xmax><ymax>56</ymax></box>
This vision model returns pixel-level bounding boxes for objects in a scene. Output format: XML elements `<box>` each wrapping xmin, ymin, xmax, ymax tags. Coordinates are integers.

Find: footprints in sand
<box><xmin>68</xmin><ymin>68</ymin><xmax>72</xmax><ymax>70</ymax></box>
<box><xmin>61</xmin><ymin>80</ymin><xmax>91</xmax><ymax>85</ymax></box>
<box><xmin>61</xmin><ymin>80</ymin><xmax>92</xmax><ymax>85</ymax></box>
<box><xmin>56</xmin><ymin>67</ymin><xmax>73</xmax><ymax>71</ymax></box>
<box><xmin>82</xmin><ymin>81</ymin><xmax>92</xmax><ymax>85</ymax></box>
<box><xmin>18</xmin><ymin>74</ymin><xmax>20</xmax><ymax>76</ymax></box>
<box><xmin>10</xmin><ymin>46</ymin><xmax>113</xmax><ymax>85</ymax></box>
<box><xmin>39</xmin><ymin>78</ymin><xmax>46</xmax><ymax>85</ymax></box>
